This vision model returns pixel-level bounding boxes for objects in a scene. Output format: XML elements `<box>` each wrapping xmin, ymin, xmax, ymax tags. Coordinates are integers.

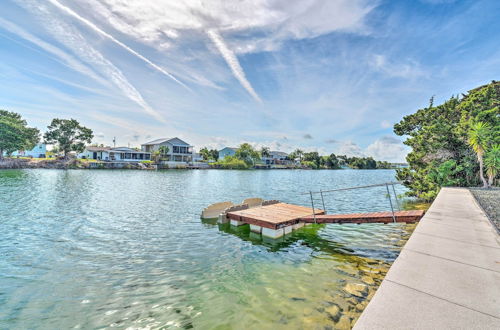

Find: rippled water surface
<box><xmin>0</xmin><ymin>169</ymin><xmax>415</xmax><ymax>329</ymax></box>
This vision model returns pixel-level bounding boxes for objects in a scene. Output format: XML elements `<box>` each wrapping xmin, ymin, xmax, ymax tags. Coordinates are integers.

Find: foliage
<box><xmin>235</xmin><ymin>143</ymin><xmax>260</xmax><ymax>166</ymax></box>
<box><xmin>468</xmin><ymin>122</ymin><xmax>492</xmax><ymax>187</ymax></box>
<box><xmin>214</xmin><ymin>155</ymin><xmax>249</xmax><ymax>169</ymax></box>
<box><xmin>484</xmin><ymin>144</ymin><xmax>500</xmax><ymax>186</ymax></box>
<box><xmin>428</xmin><ymin>160</ymin><xmax>465</xmax><ymax>187</ymax></box>
<box><xmin>260</xmin><ymin>146</ymin><xmax>270</xmax><ymax>158</ymax></box>
<box><xmin>0</xmin><ymin>110</ymin><xmax>40</xmax><ymax>159</ymax></box>
<box><xmin>200</xmin><ymin>147</ymin><xmax>219</xmax><ymax>161</ymax></box>
<box><xmin>303</xmin><ymin>151</ymin><xmax>321</xmax><ymax>168</ymax></box>
<box><xmin>43</xmin><ymin>118</ymin><xmax>93</xmax><ymax>157</ymax></box>
<box><xmin>394</xmin><ymin>81</ymin><xmax>500</xmax><ymax>200</ymax></box>
<box><xmin>288</xmin><ymin>149</ymin><xmax>303</xmax><ymax>162</ymax></box>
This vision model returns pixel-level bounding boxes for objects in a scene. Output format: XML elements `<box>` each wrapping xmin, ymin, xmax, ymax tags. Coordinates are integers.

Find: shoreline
<box><xmin>0</xmin><ymin>158</ymin><xmax>398</xmax><ymax>171</ymax></box>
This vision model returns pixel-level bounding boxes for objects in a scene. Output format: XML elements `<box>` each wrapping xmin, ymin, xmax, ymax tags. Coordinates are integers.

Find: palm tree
<box><xmin>260</xmin><ymin>146</ymin><xmax>270</xmax><ymax>158</ymax></box>
<box><xmin>295</xmin><ymin>149</ymin><xmax>304</xmax><ymax>162</ymax></box>
<box><xmin>468</xmin><ymin>122</ymin><xmax>491</xmax><ymax>188</ymax></box>
<box><xmin>484</xmin><ymin>144</ymin><xmax>499</xmax><ymax>187</ymax></box>
<box><xmin>158</xmin><ymin>145</ymin><xmax>169</xmax><ymax>161</ymax></box>
<box><xmin>200</xmin><ymin>147</ymin><xmax>211</xmax><ymax>161</ymax></box>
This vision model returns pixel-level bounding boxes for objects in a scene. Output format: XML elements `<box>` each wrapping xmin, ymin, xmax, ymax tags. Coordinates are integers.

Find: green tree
<box><xmin>394</xmin><ymin>81</ymin><xmax>499</xmax><ymax>200</ymax></box>
<box><xmin>468</xmin><ymin>122</ymin><xmax>491</xmax><ymax>188</ymax></box>
<box><xmin>158</xmin><ymin>145</ymin><xmax>169</xmax><ymax>159</ymax></box>
<box><xmin>303</xmin><ymin>151</ymin><xmax>321</xmax><ymax>168</ymax></box>
<box><xmin>260</xmin><ymin>146</ymin><xmax>271</xmax><ymax>158</ymax></box>
<box><xmin>325</xmin><ymin>153</ymin><xmax>340</xmax><ymax>169</ymax></box>
<box><xmin>43</xmin><ymin>118</ymin><xmax>93</xmax><ymax>158</ymax></box>
<box><xmin>235</xmin><ymin>143</ymin><xmax>260</xmax><ymax>166</ymax></box>
<box><xmin>484</xmin><ymin>144</ymin><xmax>500</xmax><ymax>187</ymax></box>
<box><xmin>200</xmin><ymin>147</ymin><xmax>211</xmax><ymax>161</ymax></box>
<box><xmin>210</xmin><ymin>149</ymin><xmax>219</xmax><ymax>161</ymax></box>
<box><xmin>0</xmin><ymin>110</ymin><xmax>39</xmax><ymax>160</ymax></box>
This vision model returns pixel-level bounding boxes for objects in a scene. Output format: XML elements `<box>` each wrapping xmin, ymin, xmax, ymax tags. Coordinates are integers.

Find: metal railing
<box><xmin>303</xmin><ymin>182</ymin><xmax>402</xmax><ymax>224</ymax></box>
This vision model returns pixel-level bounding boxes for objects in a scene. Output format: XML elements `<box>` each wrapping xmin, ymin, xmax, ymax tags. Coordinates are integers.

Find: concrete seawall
<box><xmin>354</xmin><ymin>187</ymin><xmax>500</xmax><ymax>329</ymax></box>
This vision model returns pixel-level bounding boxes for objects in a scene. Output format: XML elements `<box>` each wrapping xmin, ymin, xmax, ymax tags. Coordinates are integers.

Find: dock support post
<box><xmin>386</xmin><ymin>184</ymin><xmax>396</xmax><ymax>223</ymax></box>
<box><xmin>309</xmin><ymin>191</ymin><xmax>317</xmax><ymax>224</ymax></box>
<box><xmin>391</xmin><ymin>184</ymin><xmax>401</xmax><ymax>211</ymax></box>
<box><xmin>320</xmin><ymin>189</ymin><xmax>326</xmax><ymax>213</ymax></box>
<box><xmin>250</xmin><ymin>224</ymin><xmax>262</xmax><ymax>233</ymax></box>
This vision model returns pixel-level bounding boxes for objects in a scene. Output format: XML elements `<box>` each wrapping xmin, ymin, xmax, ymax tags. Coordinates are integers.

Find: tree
<box><xmin>200</xmin><ymin>147</ymin><xmax>211</xmax><ymax>161</ymax></box>
<box><xmin>235</xmin><ymin>143</ymin><xmax>260</xmax><ymax>166</ymax></box>
<box><xmin>468</xmin><ymin>122</ymin><xmax>491</xmax><ymax>188</ymax></box>
<box><xmin>0</xmin><ymin>110</ymin><xmax>39</xmax><ymax>160</ymax></box>
<box><xmin>158</xmin><ymin>145</ymin><xmax>169</xmax><ymax>159</ymax></box>
<box><xmin>303</xmin><ymin>151</ymin><xmax>321</xmax><ymax>168</ymax></box>
<box><xmin>260</xmin><ymin>146</ymin><xmax>270</xmax><ymax>158</ymax></box>
<box><xmin>43</xmin><ymin>118</ymin><xmax>93</xmax><ymax>158</ymax></box>
<box><xmin>210</xmin><ymin>149</ymin><xmax>219</xmax><ymax>161</ymax></box>
<box><xmin>394</xmin><ymin>81</ymin><xmax>499</xmax><ymax>200</ymax></box>
<box><xmin>484</xmin><ymin>144</ymin><xmax>499</xmax><ymax>187</ymax></box>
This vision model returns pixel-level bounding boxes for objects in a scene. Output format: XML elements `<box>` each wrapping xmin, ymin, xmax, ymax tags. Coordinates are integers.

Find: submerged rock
<box><xmin>361</xmin><ymin>275</ymin><xmax>375</xmax><ymax>285</ymax></box>
<box><xmin>335</xmin><ymin>315</ymin><xmax>352</xmax><ymax>329</ymax></box>
<box><xmin>325</xmin><ymin>304</ymin><xmax>341</xmax><ymax>322</ymax></box>
<box><xmin>344</xmin><ymin>283</ymin><xmax>368</xmax><ymax>298</ymax></box>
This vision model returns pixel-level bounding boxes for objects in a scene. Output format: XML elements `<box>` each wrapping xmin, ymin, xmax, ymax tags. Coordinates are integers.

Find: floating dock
<box><xmin>225</xmin><ymin>202</ymin><xmax>424</xmax><ymax>238</ymax></box>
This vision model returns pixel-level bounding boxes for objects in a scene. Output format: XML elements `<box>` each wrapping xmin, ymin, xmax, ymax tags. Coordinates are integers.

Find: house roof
<box><xmin>219</xmin><ymin>147</ymin><xmax>237</xmax><ymax>152</ymax></box>
<box><xmin>86</xmin><ymin>146</ymin><xmax>111</xmax><ymax>152</ymax></box>
<box><xmin>270</xmin><ymin>151</ymin><xmax>288</xmax><ymax>156</ymax></box>
<box><xmin>142</xmin><ymin>137</ymin><xmax>191</xmax><ymax>146</ymax></box>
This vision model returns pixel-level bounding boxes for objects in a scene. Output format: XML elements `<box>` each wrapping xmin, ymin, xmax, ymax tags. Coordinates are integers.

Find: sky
<box><xmin>0</xmin><ymin>0</ymin><xmax>499</xmax><ymax>162</ymax></box>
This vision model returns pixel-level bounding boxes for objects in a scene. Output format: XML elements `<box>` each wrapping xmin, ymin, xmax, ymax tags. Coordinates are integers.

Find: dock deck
<box><xmin>227</xmin><ymin>202</ymin><xmax>325</xmax><ymax>230</ymax></box>
<box><xmin>301</xmin><ymin>210</ymin><xmax>424</xmax><ymax>224</ymax></box>
<box><xmin>226</xmin><ymin>202</ymin><xmax>425</xmax><ymax>238</ymax></box>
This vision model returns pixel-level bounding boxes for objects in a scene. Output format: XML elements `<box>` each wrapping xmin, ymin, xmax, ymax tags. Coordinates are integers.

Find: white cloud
<box><xmin>337</xmin><ymin>140</ymin><xmax>365</xmax><ymax>157</ymax></box>
<box><xmin>207</xmin><ymin>30</ymin><xmax>262</xmax><ymax>102</ymax></box>
<box><xmin>365</xmin><ymin>136</ymin><xmax>408</xmax><ymax>162</ymax></box>
<box><xmin>380</xmin><ymin>120</ymin><xmax>392</xmax><ymax>129</ymax></box>
<box><xmin>72</xmin><ymin>0</ymin><xmax>374</xmax><ymax>100</ymax></box>
<box><xmin>15</xmin><ymin>0</ymin><xmax>167</xmax><ymax>123</ymax></box>
<box><xmin>46</xmin><ymin>0</ymin><xmax>191</xmax><ymax>92</ymax></box>
<box><xmin>372</xmin><ymin>54</ymin><xmax>427</xmax><ymax>79</ymax></box>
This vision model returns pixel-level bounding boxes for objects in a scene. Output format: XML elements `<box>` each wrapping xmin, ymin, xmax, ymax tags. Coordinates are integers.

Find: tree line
<box><xmin>0</xmin><ymin>110</ymin><xmax>93</xmax><ymax>160</ymax></box>
<box><xmin>200</xmin><ymin>142</ymin><xmax>392</xmax><ymax>169</ymax></box>
<box><xmin>395</xmin><ymin>80</ymin><xmax>499</xmax><ymax>201</ymax></box>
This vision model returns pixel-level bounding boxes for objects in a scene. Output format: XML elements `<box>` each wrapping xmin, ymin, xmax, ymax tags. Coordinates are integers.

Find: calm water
<box><xmin>0</xmin><ymin>169</ymin><xmax>415</xmax><ymax>329</ymax></box>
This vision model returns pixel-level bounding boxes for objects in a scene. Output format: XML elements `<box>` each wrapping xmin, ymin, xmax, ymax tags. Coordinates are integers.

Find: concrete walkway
<box><xmin>354</xmin><ymin>187</ymin><xmax>500</xmax><ymax>329</ymax></box>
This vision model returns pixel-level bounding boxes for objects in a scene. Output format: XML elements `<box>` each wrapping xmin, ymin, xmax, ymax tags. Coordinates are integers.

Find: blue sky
<box><xmin>1</xmin><ymin>0</ymin><xmax>499</xmax><ymax>161</ymax></box>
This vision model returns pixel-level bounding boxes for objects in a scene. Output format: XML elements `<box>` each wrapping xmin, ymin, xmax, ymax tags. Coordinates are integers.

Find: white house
<box><xmin>218</xmin><ymin>147</ymin><xmax>237</xmax><ymax>160</ymax></box>
<box><xmin>262</xmin><ymin>151</ymin><xmax>290</xmax><ymax>165</ymax></box>
<box><xmin>141</xmin><ymin>137</ymin><xmax>193</xmax><ymax>163</ymax></box>
<box><xmin>9</xmin><ymin>144</ymin><xmax>47</xmax><ymax>158</ymax></box>
<box><xmin>79</xmin><ymin>146</ymin><xmax>151</xmax><ymax>162</ymax></box>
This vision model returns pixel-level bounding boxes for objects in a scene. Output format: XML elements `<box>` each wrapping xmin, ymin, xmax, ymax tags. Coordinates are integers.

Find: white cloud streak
<box><xmin>207</xmin><ymin>29</ymin><xmax>262</xmax><ymax>102</ymax></box>
<box><xmin>47</xmin><ymin>0</ymin><xmax>192</xmax><ymax>92</ymax></box>
<box><xmin>14</xmin><ymin>0</ymin><xmax>167</xmax><ymax>123</ymax></box>
<box><xmin>0</xmin><ymin>17</ymin><xmax>107</xmax><ymax>86</ymax></box>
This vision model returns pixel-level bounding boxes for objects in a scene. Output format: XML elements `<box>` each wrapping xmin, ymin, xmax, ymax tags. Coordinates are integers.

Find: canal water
<box><xmin>0</xmin><ymin>169</ymin><xmax>415</xmax><ymax>329</ymax></box>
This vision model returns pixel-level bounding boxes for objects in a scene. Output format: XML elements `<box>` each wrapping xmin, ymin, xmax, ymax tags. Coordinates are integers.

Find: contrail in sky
<box><xmin>207</xmin><ymin>29</ymin><xmax>262</xmax><ymax>103</ymax></box>
<box><xmin>47</xmin><ymin>0</ymin><xmax>192</xmax><ymax>92</ymax></box>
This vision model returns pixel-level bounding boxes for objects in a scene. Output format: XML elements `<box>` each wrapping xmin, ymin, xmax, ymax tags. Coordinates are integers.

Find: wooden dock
<box><xmin>226</xmin><ymin>203</ymin><xmax>425</xmax><ymax>238</ymax></box>
<box><xmin>300</xmin><ymin>210</ymin><xmax>424</xmax><ymax>224</ymax></box>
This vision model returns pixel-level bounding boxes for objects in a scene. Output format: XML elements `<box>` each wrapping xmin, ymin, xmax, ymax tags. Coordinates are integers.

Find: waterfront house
<box><xmin>141</xmin><ymin>137</ymin><xmax>193</xmax><ymax>163</ymax></box>
<box><xmin>262</xmin><ymin>151</ymin><xmax>291</xmax><ymax>165</ymax></box>
<box><xmin>79</xmin><ymin>146</ymin><xmax>151</xmax><ymax>162</ymax></box>
<box><xmin>8</xmin><ymin>144</ymin><xmax>47</xmax><ymax>158</ymax></box>
<box><xmin>218</xmin><ymin>147</ymin><xmax>237</xmax><ymax>160</ymax></box>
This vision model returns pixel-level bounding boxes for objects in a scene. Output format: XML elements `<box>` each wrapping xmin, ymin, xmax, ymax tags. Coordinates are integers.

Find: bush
<box><xmin>215</xmin><ymin>156</ymin><xmax>249</xmax><ymax>169</ymax></box>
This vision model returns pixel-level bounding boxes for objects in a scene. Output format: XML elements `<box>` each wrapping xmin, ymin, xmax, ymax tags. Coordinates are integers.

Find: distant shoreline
<box><xmin>0</xmin><ymin>158</ymin><xmax>398</xmax><ymax>171</ymax></box>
